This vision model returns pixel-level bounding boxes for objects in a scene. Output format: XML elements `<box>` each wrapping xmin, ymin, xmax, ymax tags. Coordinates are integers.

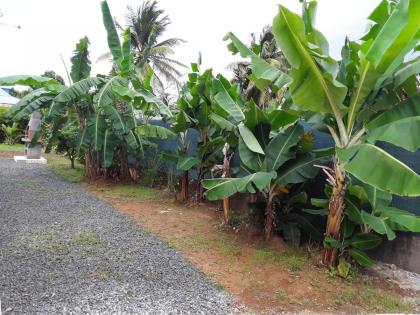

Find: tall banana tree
<box><xmin>95</xmin><ymin>0</ymin><xmax>172</xmax><ymax>178</ymax></box>
<box><xmin>56</xmin><ymin>36</ymin><xmax>101</xmax><ymax>178</ymax></box>
<box><xmin>173</xmin><ymin>65</ymin><xmax>226</xmax><ymax>201</ymax></box>
<box><xmin>204</xmin><ymin>72</ymin><xmax>325</xmax><ymax>238</ymax></box>
<box><xmin>48</xmin><ymin>1</ymin><xmax>172</xmax><ymax>180</ymax></box>
<box><xmin>162</xmin><ymin>104</ymin><xmax>197</xmax><ymax>202</ymax></box>
<box><xmin>227</xmin><ymin>0</ymin><xmax>420</xmax><ymax>266</ymax></box>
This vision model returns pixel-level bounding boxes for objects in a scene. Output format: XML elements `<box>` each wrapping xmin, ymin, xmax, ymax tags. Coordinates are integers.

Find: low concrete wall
<box><xmin>370</xmin><ymin>233</ymin><xmax>420</xmax><ymax>273</ymax></box>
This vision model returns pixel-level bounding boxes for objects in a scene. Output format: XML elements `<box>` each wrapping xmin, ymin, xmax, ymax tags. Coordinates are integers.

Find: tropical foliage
<box><xmin>0</xmin><ymin>1</ymin><xmax>172</xmax><ymax>181</ymax></box>
<box><xmin>1</xmin><ymin>122</ymin><xmax>22</xmax><ymax>145</ymax></box>
<box><xmin>1</xmin><ymin>0</ymin><xmax>419</xmax><ymax>272</ymax></box>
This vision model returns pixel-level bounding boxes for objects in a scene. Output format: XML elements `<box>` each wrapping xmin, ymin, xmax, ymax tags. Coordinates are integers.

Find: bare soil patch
<box><xmin>87</xmin><ymin>182</ymin><xmax>418</xmax><ymax>314</ymax></box>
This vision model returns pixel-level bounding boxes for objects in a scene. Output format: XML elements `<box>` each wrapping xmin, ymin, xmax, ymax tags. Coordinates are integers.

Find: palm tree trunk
<box><xmin>323</xmin><ymin>158</ymin><xmax>347</xmax><ymax>267</ymax></box>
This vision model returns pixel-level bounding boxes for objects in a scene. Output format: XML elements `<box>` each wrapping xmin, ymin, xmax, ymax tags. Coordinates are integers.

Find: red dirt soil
<box><xmin>86</xmin><ymin>182</ymin><xmax>418</xmax><ymax>314</ymax></box>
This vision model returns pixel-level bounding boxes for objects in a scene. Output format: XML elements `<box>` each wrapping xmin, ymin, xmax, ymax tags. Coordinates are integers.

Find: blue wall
<box><xmin>147</xmin><ymin>119</ymin><xmax>420</xmax><ymax>215</ymax></box>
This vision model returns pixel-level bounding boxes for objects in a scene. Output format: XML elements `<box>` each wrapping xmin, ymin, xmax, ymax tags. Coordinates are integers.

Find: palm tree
<box><xmin>229</xmin><ymin>26</ymin><xmax>290</xmax><ymax>109</ymax></box>
<box><xmin>99</xmin><ymin>1</ymin><xmax>186</xmax><ymax>91</ymax></box>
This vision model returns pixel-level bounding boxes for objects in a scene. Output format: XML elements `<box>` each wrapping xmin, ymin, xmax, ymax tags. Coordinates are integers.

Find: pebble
<box><xmin>0</xmin><ymin>159</ymin><xmax>235</xmax><ymax>314</ymax></box>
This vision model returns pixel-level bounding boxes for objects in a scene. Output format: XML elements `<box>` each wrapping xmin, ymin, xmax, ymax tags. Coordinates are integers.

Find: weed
<box><xmin>75</xmin><ymin>232</ymin><xmax>101</xmax><ymax>246</ymax></box>
<box><xmin>43</xmin><ymin>272</ymin><xmax>54</xmax><ymax>281</ymax></box>
<box><xmin>250</xmin><ymin>280</ymin><xmax>267</xmax><ymax>290</ymax></box>
<box><xmin>16</xmin><ymin>179</ymin><xmax>37</xmax><ymax>186</ymax></box>
<box><xmin>310</xmin><ymin>278</ymin><xmax>321</xmax><ymax>288</ymax></box>
<box><xmin>252</xmin><ymin>245</ymin><xmax>306</xmax><ymax>272</ymax></box>
<box><xmin>213</xmin><ymin>281</ymin><xmax>225</xmax><ymax>290</ymax></box>
<box><xmin>212</xmin><ymin>235</ymin><xmax>239</xmax><ymax>256</ymax></box>
<box><xmin>126</xmin><ymin>289</ymin><xmax>135</xmax><ymax>297</ymax></box>
<box><xmin>286</xmin><ymin>255</ymin><xmax>304</xmax><ymax>272</ymax></box>
<box><xmin>272</xmin><ymin>288</ymin><xmax>289</xmax><ymax>302</ymax></box>
<box><xmin>90</xmin><ymin>268</ymin><xmax>111</xmax><ymax>280</ymax></box>
<box><xmin>253</xmin><ymin>247</ymin><xmax>280</xmax><ymax>264</ymax></box>
<box><xmin>99</xmin><ymin>184</ymin><xmax>159</xmax><ymax>201</ymax></box>
<box><xmin>333</xmin><ymin>284</ymin><xmax>413</xmax><ymax>313</ymax></box>
<box><xmin>25</xmin><ymin>230</ymin><xmax>70</xmax><ymax>255</ymax></box>
<box><xmin>166</xmin><ymin>236</ymin><xmax>182</xmax><ymax>248</ymax></box>
<box><xmin>189</xmin><ymin>234</ymin><xmax>208</xmax><ymax>251</ymax></box>
<box><xmin>90</xmin><ymin>267</ymin><xmax>121</xmax><ymax>281</ymax></box>
<box><xmin>166</xmin><ymin>234</ymin><xmax>208</xmax><ymax>252</ymax></box>
<box><xmin>360</xmin><ymin>287</ymin><xmax>413</xmax><ymax>313</ymax></box>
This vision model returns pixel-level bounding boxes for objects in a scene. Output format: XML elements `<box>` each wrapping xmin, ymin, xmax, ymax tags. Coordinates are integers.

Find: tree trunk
<box><xmin>119</xmin><ymin>145</ymin><xmax>131</xmax><ymax>182</ymax></box>
<box><xmin>180</xmin><ymin>171</ymin><xmax>189</xmax><ymax>201</ymax></box>
<box><xmin>70</xmin><ymin>157</ymin><xmax>75</xmax><ymax>169</ymax></box>
<box><xmin>323</xmin><ymin>158</ymin><xmax>347</xmax><ymax>267</ymax></box>
<box><xmin>222</xmin><ymin>151</ymin><xmax>232</xmax><ymax>224</ymax></box>
<box><xmin>223</xmin><ymin>197</ymin><xmax>230</xmax><ymax>224</ymax></box>
<box><xmin>129</xmin><ymin>166</ymin><xmax>139</xmax><ymax>183</ymax></box>
<box><xmin>74</xmin><ymin>105</ymin><xmax>98</xmax><ymax>180</ymax></box>
<box><xmin>264</xmin><ymin>196</ymin><xmax>275</xmax><ymax>241</ymax></box>
<box><xmin>84</xmin><ymin>149</ymin><xmax>97</xmax><ymax>180</ymax></box>
<box><xmin>196</xmin><ymin>166</ymin><xmax>204</xmax><ymax>202</ymax></box>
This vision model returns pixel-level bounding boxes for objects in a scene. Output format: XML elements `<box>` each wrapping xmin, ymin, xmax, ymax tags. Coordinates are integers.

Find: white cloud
<box><xmin>0</xmin><ymin>0</ymin><xmax>380</xmax><ymax>85</ymax></box>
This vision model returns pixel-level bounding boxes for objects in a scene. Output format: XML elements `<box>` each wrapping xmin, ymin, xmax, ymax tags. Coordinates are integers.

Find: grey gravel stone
<box><xmin>0</xmin><ymin>158</ymin><xmax>233</xmax><ymax>314</ymax></box>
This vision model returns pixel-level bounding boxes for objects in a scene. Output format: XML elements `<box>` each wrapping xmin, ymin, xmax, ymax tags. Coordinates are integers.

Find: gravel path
<box><xmin>0</xmin><ymin>158</ymin><xmax>233</xmax><ymax>314</ymax></box>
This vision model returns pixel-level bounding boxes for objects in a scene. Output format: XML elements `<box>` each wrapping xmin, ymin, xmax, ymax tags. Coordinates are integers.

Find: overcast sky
<box><xmin>1</xmin><ymin>0</ymin><xmax>379</xmax><ymax>86</ymax></box>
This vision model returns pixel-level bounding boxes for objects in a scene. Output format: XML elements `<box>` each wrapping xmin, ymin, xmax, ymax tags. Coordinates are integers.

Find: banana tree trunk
<box><xmin>70</xmin><ymin>156</ymin><xmax>75</xmax><ymax>169</ymax></box>
<box><xmin>223</xmin><ymin>197</ymin><xmax>230</xmax><ymax>223</ymax></box>
<box><xmin>180</xmin><ymin>170</ymin><xmax>189</xmax><ymax>201</ymax></box>
<box><xmin>196</xmin><ymin>165</ymin><xmax>204</xmax><ymax>202</ymax></box>
<box><xmin>84</xmin><ymin>149</ymin><xmax>98</xmax><ymax>180</ymax></box>
<box><xmin>119</xmin><ymin>144</ymin><xmax>131</xmax><ymax>182</ymax></box>
<box><xmin>323</xmin><ymin>158</ymin><xmax>347</xmax><ymax>267</ymax></box>
<box><xmin>264</xmin><ymin>194</ymin><xmax>275</xmax><ymax>241</ymax></box>
<box><xmin>222</xmin><ymin>150</ymin><xmax>232</xmax><ymax>224</ymax></box>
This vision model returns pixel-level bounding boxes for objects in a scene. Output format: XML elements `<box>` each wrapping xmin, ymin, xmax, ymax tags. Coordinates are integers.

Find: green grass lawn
<box><xmin>48</xmin><ymin>157</ymin><xmax>84</xmax><ymax>183</ymax></box>
<box><xmin>0</xmin><ymin>143</ymin><xmax>24</xmax><ymax>151</ymax></box>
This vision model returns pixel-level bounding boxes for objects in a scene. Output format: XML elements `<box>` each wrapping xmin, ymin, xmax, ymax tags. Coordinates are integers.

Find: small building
<box><xmin>0</xmin><ymin>86</ymin><xmax>20</xmax><ymax>108</ymax></box>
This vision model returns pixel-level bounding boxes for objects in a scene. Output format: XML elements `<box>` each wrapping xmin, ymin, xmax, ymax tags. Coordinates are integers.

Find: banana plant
<box><xmin>203</xmin><ymin>96</ymin><xmax>325</xmax><ymax>240</ymax></box>
<box><xmin>48</xmin><ymin>1</ymin><xmax>172</xmax><ymax>180</ymax></box>
<box><xmin>271</xmin><ymin>0</ymin><xmax>420</xmax><ymax>266</ymax></box>
<box><xmin>309</xmin><ymin>180</ymin><xmax>420</xmax><ymax>268</ymax></box>
<box><xmin>226</xmin><ymin>0</ymin><xmax>420</xmax><ymax>265</ymax></box>
<box><xmin>172</xmin><ymin>64</ymin><xmax>226</xmax><ymax>201</ymax></box>
<box><xmin>52</xmin><ymin>36</ymin><xmax>104</xmax><ymax>178</ymax></box>
<box><xmin>202</xmin><ymin>59</ymin><xmax>309</xmax><ymax>227</ymax></box>
<box><xmin>162</xmin><ymin>105</ymin><xmax>198</xmax><ymax>202</ymax></box>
